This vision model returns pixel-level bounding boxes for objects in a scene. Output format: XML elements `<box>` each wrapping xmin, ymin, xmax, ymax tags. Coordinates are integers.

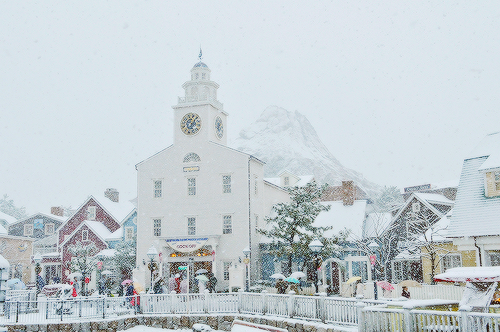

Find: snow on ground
<box><xmin>118</xmin><ymin>327</ymin><xmax>193</xmax><ymax>332</ymax></box>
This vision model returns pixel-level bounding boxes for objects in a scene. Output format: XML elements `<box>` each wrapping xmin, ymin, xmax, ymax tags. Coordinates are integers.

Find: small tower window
<box><xmin>183</xmin><ymin>153</ymin><xmax>201</xmax><ymax>163</ymax></box>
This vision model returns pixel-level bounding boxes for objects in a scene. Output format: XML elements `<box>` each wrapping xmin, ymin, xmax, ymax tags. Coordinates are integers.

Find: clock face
<box><xmin>180</xmin><ymin>113</ymin><xmax>202</xmax><ymax>135</ymax></box>
<box><xmin>215</xmin><ymin>116</ymin><xmax>223</xmax><ymax>139</ymax></box>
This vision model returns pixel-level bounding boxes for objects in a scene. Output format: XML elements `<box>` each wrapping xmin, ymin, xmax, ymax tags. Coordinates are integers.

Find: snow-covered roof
<box><xmin>363</xmin><ymin>212</ymin><xmax>392</xmax><ymax>239</ymax></box>
<box><xmin>95</xmin><ymin>249</ymin><xmax>116</xmax><ymax>258</ymax></box>
<box><xmin>434</xmin><ymin>266</ymin><xmax>500</xmax><ymax>282</ymax></box>
<box><xmin>448</xmin><ymin>154</ymin><xmax>500</xmax><ymax>237</ymax></box>
<box><xmin>85</xmin><ymin>221</ymin><xmax>114</xmax><ymax>241</ymax></box>
<box><xmin>0</xmin><ymin>224</ymin><xmax>7</xmax><ymax>235</ymax></box>
<box><xmin>413</xmin><ymin>192</ymin><xmax>454</xmax><ymax>205</ymax></box>
<box><xmin>9</xmin><ymin>212</ymin><xmax>67</xmax><ymax>227</ymax></box>
<box><xmin>91</xmin><ymin>195</ymin><xmax>135</xmax><ymax>223</ymax></box>
<box><xmin>108</xmin><ymin>227</ymin><xmax>123</xmax><ymax>240</ymax></box>
<box><xmin>313</xmin><ymin>200</ymin><xmax>368</xmax><ymax>240</ymax></box>
<box><xmin>264</xmin><ymin>175</ymin><xmax>314</xmax><ymax>188</ymax></box>
<box><xmin>466</xmin><ymin>131</ymin><xmax>500</xmax><ymax>160</ymax></box>
<box><xmin>0</xmin><ymin>211</ymin><xmax>17</xmax><ymax>225</ymax></box>
<box><xmin>0</xmin><ymin>254</ymin><xmax>9</xmax><ymax>269</ymax></box>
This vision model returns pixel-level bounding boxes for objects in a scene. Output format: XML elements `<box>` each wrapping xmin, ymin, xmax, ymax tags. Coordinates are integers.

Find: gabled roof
<box><xmin>313</xmin><ymin>200</ymin><xmax>368</xmax><ymax>240</ymax></box>
<box><xmin>447</xmin><ymin>132</ymin><xmax>500</xmax><ymax>238</ymax></box>
<box><xmin>0</xmin><ymin>211</ymin><xmax>17</xmax><ymax>225</ymax></box>
<box><xmin>60</xmin><ymin>220</ymin><xmax>112</xmax><ymax>248</ymax></box>
<box><xmin>391</xmin><ymin>192</ymin><xmax>452</xmax><ymax>223</ymax></box>
<box><xmin>9</xmin><ymin>212</ymin><xmax>67</xmax><ymax>227</ymax></box>
<box><xmin>448</xmin><ymin>158</ymin><xmax>500</xmax><ymax>237</ymax></box>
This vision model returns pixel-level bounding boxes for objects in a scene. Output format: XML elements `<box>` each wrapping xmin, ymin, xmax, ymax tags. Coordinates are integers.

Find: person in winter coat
<box><xmin>275</xmin><ymin>279</ymin><xmax>287</xmax><ymax>294</ymax></box>
<box><xmin>402</xmin><ymin>286</ymin><xmax>411</xmax><ymax>299</ymax></box>
<box><xmin>207</xmin><ymin>273</ymin><xmax>217</xmax><ymax>293</ymax></box>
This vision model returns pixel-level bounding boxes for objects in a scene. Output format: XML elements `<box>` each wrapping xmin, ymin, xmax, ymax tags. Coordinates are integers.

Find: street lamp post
<box><xmin>308</xmin><ymin>239</ymin><xmax>324</xmax><ymax>294</ymax></box>
<box><xmin>368</xmin><ymin>241</ymin><xmax>380</xmax><ymax>300</ymax></box>
<box><xmin>96</xmin><ymin>252</ymin><xmax>105</xmax><ymax>295</ymax></box>
<box><xmin>34</xmin><ymin>252</ymin><xmax>42</xmax><ymax>294</ymax></box>
<box><xmin>242</xmin><ymin>247</ymin><xmax>250</xmax><ymax>292</ymax></box>
<box><xmin>146</xmin><ymin>245</ymin><xmax>158</xmax><ymax>293</ymax></box>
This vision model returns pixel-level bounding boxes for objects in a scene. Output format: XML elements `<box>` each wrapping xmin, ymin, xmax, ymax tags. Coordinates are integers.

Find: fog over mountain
<box><xmin>232</xmin><ymin>106</ymin><xmax>382</xmax><ymax>198</ymax></box>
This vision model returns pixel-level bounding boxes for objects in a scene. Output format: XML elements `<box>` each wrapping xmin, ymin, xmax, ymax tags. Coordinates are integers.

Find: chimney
<box><xmin>51</xmin><ymin>206</ymin><xmax>64</xmax><ymax>217</ymax></box>
<box><xmin>105</xmin><ymin>188</ymin><xmax>119</xmax><ymax>203</ymax></box>
<box><xmin>342</xmin><ymin>181</ymin><xmax>354</xmax><ymax>206</ymax></box>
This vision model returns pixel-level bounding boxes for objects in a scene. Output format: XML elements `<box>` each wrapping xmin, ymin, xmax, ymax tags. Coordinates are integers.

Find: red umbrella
<box><xmin>376</xmin><ymin>281</ymin><xmax>394</xmax><ymax>291</ymax></box>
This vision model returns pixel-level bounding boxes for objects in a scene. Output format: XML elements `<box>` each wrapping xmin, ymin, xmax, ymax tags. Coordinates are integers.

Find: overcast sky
<box><xmin>1</xmin><ymin>1</ymin><xmax>499</xmax><ymax>214</ymax></box>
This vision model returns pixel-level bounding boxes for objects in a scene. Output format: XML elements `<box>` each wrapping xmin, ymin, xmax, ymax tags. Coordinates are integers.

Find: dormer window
<box><xmin>87</xmin><ymin>206</ymin><xmax>96</xmax><ymax>221</ymax></box>
<box><xmin>485</xmin><ymin>170</ymin><xmax>500</xmax><ymax>197</ymax></box>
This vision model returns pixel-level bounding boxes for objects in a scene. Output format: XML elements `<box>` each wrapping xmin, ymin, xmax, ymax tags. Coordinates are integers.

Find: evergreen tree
<box><xmin>68</xmin><ymin>241</ymin><xmax>98</xmax><ymax>295</ymax></box>
<box><xmin>258</xmin><ymin>181</ymin><xmax>336</xmax><ymax>275</ymax></box>
<box><xmin>113</xmin><ymin>240</ymin><xmax>136</xmax><ymax>281</ymax></box>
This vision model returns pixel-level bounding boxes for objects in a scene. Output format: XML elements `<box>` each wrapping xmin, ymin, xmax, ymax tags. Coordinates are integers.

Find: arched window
<box><xmin>183</xmin><ymin>153</ymin><xmax>201</xmax><ymax>163</ymax></box>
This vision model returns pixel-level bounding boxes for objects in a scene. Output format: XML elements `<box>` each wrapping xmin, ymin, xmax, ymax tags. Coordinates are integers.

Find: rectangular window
<box><xmin>153</xmin><ymin>219</ymin><xmax>161</xmax><ymax>237</ymax></box>
<box><xmin>154</xmin><ymin>180</ymin><xmax>162</xmax><ymax>198</ymax></box>
<box><xmin>284</xmin><ymin>176</ymin><xmax>289</xmax><ymax>186</ymax></box>
<box><xmin>45</xmin><ymin>223</ymin><xmax>55</xmax><ymax>235</ymax></box>
<box><xmin>188</xmin><ymin>178</ymin><xmax>196</xmax><ymax>196</ymax></box>
<box><xmin>441</xmin><ymin>254</ymin><xmax>461</xmax><ymax>272</ymax></box>
<box><xmin>223</xmin><ymin>215</ymin><xmax>232</xmax><ymax>234</ymax></box>
<box><xmin>24</xmin><ymin>224</ymin><xmax>33</xmax><ymax>236</ymax></box>
<box><xmin>188</xmin><ymin>217</ymin><xmax>196</xmax><ymax>235</ymax></box>
<box><xmin>87</xmin><ymin>206</ymin><xmax>96</xmax><ymax>220</ymax></box>
<box><xmin>125</xmin><ymin>227</ymin><xmax>134</xmax><ymax>241</ymax></box>
<box><xmin>254</xmin><ymin>176</ymin><xmax>258</xmax><ymax>195</ymax></box>
<box><xmin>495</xmin><ymin>172</ymin><xmax>500</xmax><ymax>191</ymax></box>
<box><xmin>82</xmin><ymin>229</ymin><xmax>88</xmax><ymax>241</ymax></box>
<box><xmin>222</xmin><ymin>175</ymin><xmax>231</xmax><ymax>193</ymax></box>
<box><xmin>489</xmin><ymin>251</ymin><xmax>500</xmax><ymax>266</ymax></box>
<box><xmin>223</xmin><ymin>262</ymin><xmax>231</xmax><ymax>281</ymax></box>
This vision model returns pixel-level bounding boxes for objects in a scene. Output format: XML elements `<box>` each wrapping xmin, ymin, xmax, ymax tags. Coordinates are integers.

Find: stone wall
<box><xmin>4</xmin><ymin>313</ymin><xmax>349</xmax><ymax>332</ymax></box>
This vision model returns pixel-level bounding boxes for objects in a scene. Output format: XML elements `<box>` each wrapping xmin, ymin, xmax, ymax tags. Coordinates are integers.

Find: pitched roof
<box><xmin>0</xmin><ymin>211</ymin><xmax>17</xmax><ymax>225</ymax></box>
<box><xmin>448</xmin><ymin>156</ymin><xmax>500</xmax><ymax>237</ymax></box>
<box><xmin>313</xmin><ymin>200</ymin><xmax>368</xmax><ymax>240</ymax></box>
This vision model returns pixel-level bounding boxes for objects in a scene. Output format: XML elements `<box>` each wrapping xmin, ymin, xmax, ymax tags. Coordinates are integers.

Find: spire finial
<box><xmin>198</xmin><ymin>47</ymin><xmax>203</xmax><ymax>61</ymax></box>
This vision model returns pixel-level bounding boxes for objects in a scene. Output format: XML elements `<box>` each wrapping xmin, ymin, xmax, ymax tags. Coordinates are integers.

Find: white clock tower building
<box><xmin>135</xmin><ymin>58</ymin><xmax>288</xmax><ymax>291</ymax></box>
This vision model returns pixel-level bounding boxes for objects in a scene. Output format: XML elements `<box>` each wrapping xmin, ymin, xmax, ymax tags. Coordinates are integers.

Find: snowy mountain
<box><xmin>232</xmin><ymin>106</ymin><xmax>381</xmax><ymax>198</ymax></box>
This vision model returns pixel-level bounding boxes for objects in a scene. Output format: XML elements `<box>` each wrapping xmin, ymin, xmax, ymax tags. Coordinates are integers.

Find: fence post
<box><xmin>459</xmin><ymin>307</ymin><xmax>470</xmax><ymax>332</ymax></box>
<box><xmin>356</xmin><ymin>301</ymin><xmax>366</xmax><ymax>332</ymax></box>
<box><xmin>238</xmin><ymin>289</ymin><xmax>243</xmax><ymax>313</ymax></box>
<box><xmin>288</xmin><ymin>290</ymin><xmax>295</xmax><ymax>318</ymax></box>
<box><xmin>319</xmin><ymin>292</ymin><xmax>327</xmax><ymax>323</ymax></box>
<box><xmin>403</xmin><ymin>307</ymin><xmax>412</xmax><ymax>332</ymax></box>
<box><xmin>262</xmin><ymin>290</ymin><xmax>268</xmax><ymax>316</ymax></box>
<box><xmin>102</xmin><ymin>297</ymin><xmax>106</xmax><ymax>319</ymax></box>
<box><xmin>204</xmin><ymin>289</ymin><xmax>210</xmax><ymax>313</ymax></box>
<box><xmin>171</xmin><ymin>291</ymin><xmax>176</xmax><ymax>314</ymax></box>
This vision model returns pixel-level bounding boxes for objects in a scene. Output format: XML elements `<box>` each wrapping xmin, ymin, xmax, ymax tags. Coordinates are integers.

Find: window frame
<box><xmin>87</xmin><ymin>206</ymin><xmax>96</xmax><ymax>221</ymax></box>
<box><xmin>154</xmin><ymin>180</ymin><xmax>162</xmax><ymax>198</ymax></box>
<box><xmin>187</xmin><ymin>177</ymin><xmax>196</xmax><ymax>196</ymax></box>
<box><xmin>82</xmin><ymin>229</ymin><xmax>89</xmax><ymax>241</ymax></box>
<box><xmin>440</xmin><ymin>253</ymin><xmax>462</xmax><ymax>272</ymax></box>
<box><xmin>45</xmin><ymin>223</ymin><xmax>55</xmax><ymax>235</ymax></box>
<box><xmin>153</xmin><ymin>219</ymin><xmax>162</xmax><ymax>237</ymax></box>
<box><xmin>223</xmin><ymin>215</ymin><xmax>232</xmax><ymax>234</ymax></box>
<box><xmin>125</xmin><ymin>226</ymin><xmax>134</xmax><ymax>241</ymax></box>
<box><xmin>222</xmin><ymin>174</ymin><xmax>231</xmax><ymax>194</ymax></box>
<box><xmin>24</xmin><ymin>224</ymin><xmax>33</xmax><ymax>236</ymax></box>
<box><xmin>187</xmin><ymin>217</ymin><xmax>196</xmax><ymax>235</ymax></box>
<box><xmin>223</xmin><ymin>262</ymin><xmax>231</xmax><ymax>281</ymax></box>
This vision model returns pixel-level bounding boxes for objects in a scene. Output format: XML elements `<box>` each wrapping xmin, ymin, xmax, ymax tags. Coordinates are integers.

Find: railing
<box><xmin>360</xmin><ymin>304</ymin><xmax>500</xmax><ymax>332</ymax></box>
<box><xmin>0</xmin><ymin>290</ymin><xmax>360</xmax><ymax>325</ymax></box>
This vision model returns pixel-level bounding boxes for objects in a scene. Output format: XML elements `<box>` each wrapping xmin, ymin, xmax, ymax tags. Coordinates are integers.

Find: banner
<box><xmin>165</xmin><ymin>238</ymin><xmax>208</xmax><ymax>253</ymax></box>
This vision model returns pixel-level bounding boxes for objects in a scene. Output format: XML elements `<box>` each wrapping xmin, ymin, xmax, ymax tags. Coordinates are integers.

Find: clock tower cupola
<box><xmin>173</xmin><ymin>52</ymin><xmax>228</xmax><ymax>146</ymax></box>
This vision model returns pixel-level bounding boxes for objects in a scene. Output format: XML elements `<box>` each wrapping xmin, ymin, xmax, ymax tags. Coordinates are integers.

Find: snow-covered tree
<box><xmin>0</xmin><ymin>194</ymin><xmax>27</xmax><ymax>219</ymax></box>
<box><xmin>258</xmin><ymin>181</ymin><xmax>336</xmax><ymax>275</ymax></box>
<box><xmin>113</xmin><ymin>240</ymin><xmax>136</xmax><ymax>281</ymax></box>
<box><xmin>68</xmin><ymin>241</ymin><xmax>98</xmax><ymax>294</ymax></box>
<box><xmin>373</xmin><ymin>186</ymin><xmax>403</xmax><ymax>212</ymax></box>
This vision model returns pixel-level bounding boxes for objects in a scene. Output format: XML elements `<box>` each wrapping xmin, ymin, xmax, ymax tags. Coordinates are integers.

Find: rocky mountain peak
<box><xmin>232</xmin><ymin>106</ymin><xmax>381</xmax><ymax>198</ymax></box>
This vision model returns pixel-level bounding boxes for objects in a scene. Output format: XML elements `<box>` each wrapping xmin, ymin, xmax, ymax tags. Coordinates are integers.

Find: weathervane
<box><xmin>198</xmin><ymin>47</ymin><xmax>203</xmax><ymax>61</ymax></box>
